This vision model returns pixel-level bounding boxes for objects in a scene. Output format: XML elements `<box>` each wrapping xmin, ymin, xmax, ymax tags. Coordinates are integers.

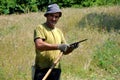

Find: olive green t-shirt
<box><xmin>34</xmin><ymin>23</ymin><xmax>66</xmax><ymax>69</ymax></box>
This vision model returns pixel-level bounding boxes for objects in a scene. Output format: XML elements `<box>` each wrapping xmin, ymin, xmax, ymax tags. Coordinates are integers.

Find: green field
<box><xmin>0</xmin><ymin>6</ymin><xmax>120</xmax><ymax>80</ymax></box>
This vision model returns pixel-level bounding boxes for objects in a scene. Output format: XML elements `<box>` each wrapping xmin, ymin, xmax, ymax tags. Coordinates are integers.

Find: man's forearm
<box><xmin>35</xmin><ymin>39</ymin><xmax>58</xmax><ymax>51</ymax></box>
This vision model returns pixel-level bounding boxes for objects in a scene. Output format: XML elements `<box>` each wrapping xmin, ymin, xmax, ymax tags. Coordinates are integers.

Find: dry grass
<box><xmin>0</xmin><ymin>6</ymin><xmax>120</xmax><ymax>80</ymax></box>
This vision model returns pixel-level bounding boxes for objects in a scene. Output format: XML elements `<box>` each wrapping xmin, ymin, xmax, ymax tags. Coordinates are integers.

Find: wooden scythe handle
<box><xmin>42</xmin><ymin>52</ymin><xmax>63</xmax><ymax>80</ymax></box>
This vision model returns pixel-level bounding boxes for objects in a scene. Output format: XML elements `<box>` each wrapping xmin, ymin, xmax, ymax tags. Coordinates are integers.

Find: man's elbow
<box><xmin>35</xmin><ymin>44</ymin><xmax>40</xmax><ymax>49</ymax></box>
<box><xmin>35</xmin><ymin>43</ymin><xmax>44</xmax><ymax>51</ymax></box>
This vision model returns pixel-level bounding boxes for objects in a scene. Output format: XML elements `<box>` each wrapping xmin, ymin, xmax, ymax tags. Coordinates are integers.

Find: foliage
<box><xmin>92</xmin><ymin>39</ymin><xmax>120</xmax><ymax>74</ymax></box>
<box><xmin>0</xmin><ymin>0</ymin><xmax>38</xmax><ymax>14</ymax></box>
<box><xmin>0</xmin><ymin>0</ymin><xmax>120</xmax><ymax>14</ymax></box>
<box><xmin>0</xmin><ymin>0</ymin><xmax>16</xmax><ymax>14</ymax></box>
<box><xmin>0</xmin><ymin>67</ymin><xmax>6</xmax><ymax>80</ymax></box>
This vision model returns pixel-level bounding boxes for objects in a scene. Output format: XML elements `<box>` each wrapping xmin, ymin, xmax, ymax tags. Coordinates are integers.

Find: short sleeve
<box><xmin>34</xmin><ymin>25</ymin><xmax>45</xmax><ymax>41</ymax></box>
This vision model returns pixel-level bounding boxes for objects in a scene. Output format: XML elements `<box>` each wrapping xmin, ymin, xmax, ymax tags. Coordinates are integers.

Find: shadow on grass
<box><xmin>78</xmin><ymin>12</ymin><xmax>120</xmax><ymax>32</ymax></box>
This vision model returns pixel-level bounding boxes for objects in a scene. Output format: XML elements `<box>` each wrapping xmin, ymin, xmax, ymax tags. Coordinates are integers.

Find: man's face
<box><xmin>46</xmin><ymin>12</ymin><xmax>60</xmax><ymax>28</ymax></box>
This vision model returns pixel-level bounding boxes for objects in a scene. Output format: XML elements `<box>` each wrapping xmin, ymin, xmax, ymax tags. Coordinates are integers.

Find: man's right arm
<box><xmin>34</xmin><ymin>38</ymin><xmax>71</xmax><ymax>54</ymax></box>
<box><xmin>34</xmin><ymin>38</ymin><xmax>58</xmax><ymax>51</ymax></box>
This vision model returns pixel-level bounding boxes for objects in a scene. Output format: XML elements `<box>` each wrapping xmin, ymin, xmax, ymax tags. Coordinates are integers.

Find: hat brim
<box><xmin>44</xmin><ymin>11</ymin><xmax>62</xmax><ymax>17</ymax></box>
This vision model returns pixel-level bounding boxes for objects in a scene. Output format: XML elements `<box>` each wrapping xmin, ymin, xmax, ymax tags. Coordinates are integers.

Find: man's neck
<box><xmin>45</xmin><ymin>22</ymin><xmax>55</xmax><ymax>29</ymax></box>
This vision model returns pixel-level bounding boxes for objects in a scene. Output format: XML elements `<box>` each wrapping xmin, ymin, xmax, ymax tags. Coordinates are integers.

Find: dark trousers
<box><xmin>34</xmin><ymin>68</ymin><xmax>61</xmax><ymax>80</ymax></box>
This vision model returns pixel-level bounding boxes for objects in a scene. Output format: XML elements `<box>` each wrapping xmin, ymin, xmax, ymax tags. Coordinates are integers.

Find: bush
<box><xmin>0</xmin><ymin>0</ymin><xmax>120</xmax><ymax>14</ymax></box>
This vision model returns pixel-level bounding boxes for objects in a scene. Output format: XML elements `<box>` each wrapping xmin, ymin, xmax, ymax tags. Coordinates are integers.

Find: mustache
<box><xmin>49</xmin><ymin>21</ymin><xmax>57</xmax><ymax>24</ymax></box>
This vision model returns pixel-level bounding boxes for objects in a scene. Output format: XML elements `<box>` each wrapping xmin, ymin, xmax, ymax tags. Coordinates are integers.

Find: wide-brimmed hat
<box><xmin>44</xmin><ymin>4</ymin><xmax>62</xmax><ymax>17</ymax></box>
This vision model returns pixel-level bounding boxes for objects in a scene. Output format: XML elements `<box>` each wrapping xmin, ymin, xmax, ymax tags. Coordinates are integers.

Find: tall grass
<box><xmin>0</xmin><ymin>6</ymin><xmax>120</xmax><ymax>80</ymax></box>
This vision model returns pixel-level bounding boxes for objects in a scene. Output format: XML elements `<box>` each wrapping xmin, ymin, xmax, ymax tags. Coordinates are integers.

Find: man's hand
<box><xmin>58</xmin><ymin>39</ymin><xmax>87</xmax><ymax>55</ymax></box>
<box><xmin>58</xmin><ymin>44</ymin><xmax>70</xmax><ymax>53</ymax></box>
<box><xmin>62</xmin><ymin>47</ymin><xmax>74</xmax><ymax>55</ymax></box>
<box><xmin>70</xmin><ymin>42</ymin><xmax>79</xmax><ymax>49</ymax></box>
<box><xmin>58</xmin><ymin>44</ymin><xmax>75</xmax><ymax>55</ymax></box>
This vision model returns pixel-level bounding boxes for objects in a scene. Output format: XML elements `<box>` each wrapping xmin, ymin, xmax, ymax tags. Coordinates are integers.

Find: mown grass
<box><xmin>0</xmin><ymin>6</ymin><xmax>120</xmax><ymax>80</ymax></box>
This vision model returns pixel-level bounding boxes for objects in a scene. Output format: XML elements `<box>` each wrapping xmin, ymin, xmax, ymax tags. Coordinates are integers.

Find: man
<box><xmin>33</xmin><ymin>4</ymin><xmax>75</xmax><ymax>80</ymax></box>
